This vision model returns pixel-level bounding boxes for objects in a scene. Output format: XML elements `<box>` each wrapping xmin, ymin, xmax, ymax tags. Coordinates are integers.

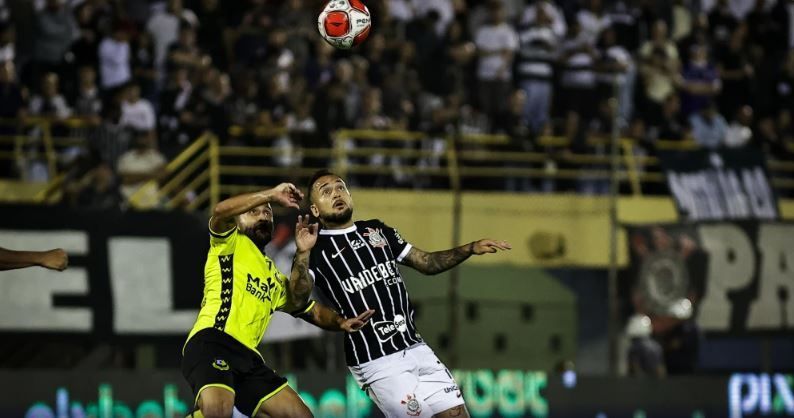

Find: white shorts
<box><xmin>349</xmin><ymin>343</ymin><xmax>464</xmax><ymax>418</ymax></box>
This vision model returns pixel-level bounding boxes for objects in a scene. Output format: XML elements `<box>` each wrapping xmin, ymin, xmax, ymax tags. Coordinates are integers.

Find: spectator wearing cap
<box><xmin>98</xmin><ymin>23</ymin><xmax>132</xmax><ymax>92</ymax></box>
<box><xmin>474</xmin><ymin>1</ymin><xmax>518</xmax><ymax>130</ymax></box>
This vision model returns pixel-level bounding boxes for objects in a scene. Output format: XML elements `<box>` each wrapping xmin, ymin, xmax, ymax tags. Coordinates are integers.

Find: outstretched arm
<box><xmin>300</xmin><ymin>302</ymin><xmax>375</xmax><ymax>332</ymax></box>
<box><xmin>0</xmin><ymin>247</ymin><xmax>68</xmax><ymax>271</ymax></box>
<box><xmin>210</xmin><ymin>183</ymin><xmax>303</xmax><ymax>233</ymax></box>
<box><xmin>401</xmin><ymin>239</ymin><xmax>511</xmax><ymax>275</ymax></box>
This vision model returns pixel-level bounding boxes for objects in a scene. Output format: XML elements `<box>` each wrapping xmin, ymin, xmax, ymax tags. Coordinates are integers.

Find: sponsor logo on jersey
<box><xmin>443</xmin><ymin>385</ymin><xmax>459</xmax><ymax>394</ymax></box>
<box><xmin>363</xmin><ymin>227</ymin><xmax>387</xmax><ymax>248</ymax></box>
<box><xmin>331</xmin><ymin>247</ymin><xmax>346</xmax><ymax>258</ymax></box>
<box><xmin>372</xmin><ymin>314</ymin><xmax>407</xmax><ymax>342</ymax></box>
<box><xmin>340</xmin><ymin>260</ymin><xmax>402</xmax><ymax>293</ymax></box>
<box><xmin>212</xmin><ymin>359</ymin><xmax>229</xmax><ymax>371</ymax></box>
<box><xmin>350</xmin><ymin>239</ymin><xmax>366</xmax><ymax>250</ymax></box>
<box><xmin>401</xmin><ymin>394</ymin><xmax>422</xmax><ymax>417</ymax></box>
<box><xmin>246</xmin><ymin>274</ymin><xmax>274</xmax><ymax>303</ymax></box>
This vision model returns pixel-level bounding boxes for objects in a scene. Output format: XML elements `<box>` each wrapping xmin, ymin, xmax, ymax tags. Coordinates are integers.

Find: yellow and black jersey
<box><xmin>186</xmin><ymin>221</ymin><xmax>315</xmax><ymax>355</ymax></box>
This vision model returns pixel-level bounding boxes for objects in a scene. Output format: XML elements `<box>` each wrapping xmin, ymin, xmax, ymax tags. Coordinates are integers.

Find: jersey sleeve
<box><xmin>379</xmin><ymin>220</ymin><xmax>413</xmax><ymax>262</ymax></box>
<box><xmin>208</xmin><ymin>217</ymin><xmax>238</xmax><ymax>253</ymax></box>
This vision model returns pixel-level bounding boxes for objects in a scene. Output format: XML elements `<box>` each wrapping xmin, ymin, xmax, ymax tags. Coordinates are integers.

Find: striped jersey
<box><xmin>309</xmin><ymin>219</ymin><xmax>422</xmax><ymax>366</ymax></box>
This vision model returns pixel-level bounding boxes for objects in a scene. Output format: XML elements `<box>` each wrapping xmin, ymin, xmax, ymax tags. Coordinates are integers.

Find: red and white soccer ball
<box><xmin>317</xmin><ymin>0</ymin><xmax>371</xmax><ymax>50</ymax></box>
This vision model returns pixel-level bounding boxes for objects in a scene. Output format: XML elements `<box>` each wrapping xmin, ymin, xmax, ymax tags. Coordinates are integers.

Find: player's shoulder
<box><xmin>357</xmin><ymin>219</ymin><xmax>386</xmax><ymax>228</ymax></box>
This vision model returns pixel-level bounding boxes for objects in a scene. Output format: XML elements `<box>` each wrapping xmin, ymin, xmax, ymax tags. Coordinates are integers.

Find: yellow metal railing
<box><xmin>4</xmin><ymin>120</ymin><xmax>793</xmax><ymax>208</ymax></box>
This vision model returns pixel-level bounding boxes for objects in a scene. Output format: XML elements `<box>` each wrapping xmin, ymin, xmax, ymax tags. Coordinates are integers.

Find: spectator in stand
<box><xmin>29</xmin><ymin>72</ymin><xmax>71</xmax><ymax>120</ymax></box>
<box><xmin>474</xmin><ymin>1</ymin><xmax>518</xmax><ymax>130</ymax></box>
<box><xmin>709</xmin><ymin>0</ymin><xmax>739</xmax><ymax>46</ymax></box>
<box><xmin>72</xmin><ymin>162</ymin><xmax>122</xmax><ymax>210</ymax></box>
<box><xmin>146</xmin><ymin>0</ymin><xmax>198</xmax><ymax>70</ymax></box>
<box><xmin>89</xmin><ymin>105</ymin><xmax>130</xmax><ymax>171</ymax></box>
<box><xmin>158</xmin><ymin>66</ymin><xmax>193</xmax><ymax>152</ymax></box>
<box><xmin>680</xmin><ymin>44</ymin><xmax>721</xmax><ymax>118</ymax></box>
<box><xmin>597</xmin><ymin>27</ymin><xmax>635</xmax><ymax>123</ymax></box>
<box><xmin>690</xmin><ymin>100</ymin><xmax>728</xmax><ymax>148</ymax></box>
<box><xmin>520</xmin><ymin>0</ymin><xmax>566</xmax><ymax>38</ymax></box>
<box><xmin>577</xmin><ymin>0</ymin><xmax>611</xmax><ymax>45</ymax></box>
<box><xmin>120</xmin><ymin>83</ymin><xmax>156</xmax><ymax>132</ymax></box>
<box><xmin>650</xmin><ymin>94</ymin><xmax>687</xmax><ymax>142</ymax></box>
<box><xmin>559</xmin><ymin>19</ymin><xmax>598</xmax><ymax>139</ymax></box>
<box><xmin>180</xmin><ymin>69</ymin><xmax>230</xmax><ymax>138</ymax></box>
<box><xmin>0</xmin><ymin>23</ymin><xmax>15</xmax><ymax>63</ymax></box>
<box><xmin>73</xmin><ymin>66</ymin><xmax>102</xmax><ymax>121</ymax></box>
<box><xmin>725</xmin><ymin>105</ymin><xmax>754</xmax><ymax>148</ymax></box>
<box><xmin>640</xmin><ymin>46</ymin><xmax>679</xmax><ymax>117</ymax></box>
<box><xmin>117</xmin><ymin>130</ymin><xmax>165</xmax><ymax>210</ymax></box>
<box><xmin>226</xmin><ymin>72</ymin><xmax>260</xmax><ymax>129</ymax></box>
<box><xmin>640</xmin><ymin>20</ymin><xmax>680</xmax><ymax>72</ymax></box>
<box><xmin>717</xmin><ymin>25</ymin><xmax>753</xmax><ymax>118</ymax></box>
<box><xmin>132</xmin><ymin>31</ymin><xmax>157</xmax><ymax>102</ymax></box>
<box><xmin>195</xmin><ymin>0</ymin><xmax>228</xmax><ymax>71</ymax></box>
<box><xmin>98</xmin><ymin>23</ymin><xmax>131</xmax><ymax>93</ymax></box>
<box><xmin>32</xmin><ymin>0</ymin><xmax>77</xmax><ymax>78</ymax></box>
<box><xmin>70</xmin><ymin>2</ymin><xmax>100</xmax><ymax>70</ymax></box>
<box><xmin>516</xmin><ymin>3</ymin><xmax>558</xmax><ymax>134</ymax></box>
<box><xmin>166</xmin><ymin>24</ymin><xmax>207</xmax><ymax>72</ymax></box>
<box><xmin>0</xmin><ymin>60</ymin><xmax>25</xmax><ymax>121</ymax></box>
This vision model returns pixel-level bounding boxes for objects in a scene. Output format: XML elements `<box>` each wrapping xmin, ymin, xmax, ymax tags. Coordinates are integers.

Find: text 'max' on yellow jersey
<box><xmin>186</xmin><ymin>221</ymin><xmax>315</xmax><ymax>355</ymax></box>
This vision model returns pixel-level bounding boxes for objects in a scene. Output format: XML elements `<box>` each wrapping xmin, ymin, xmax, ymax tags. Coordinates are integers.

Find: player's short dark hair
<box><xmin>307</xmin><ymin>169</ymin><xmax>339</xmax><ymax>203</ymax></box>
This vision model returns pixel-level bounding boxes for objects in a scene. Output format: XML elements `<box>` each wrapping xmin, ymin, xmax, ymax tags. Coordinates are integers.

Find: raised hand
<box><xmin>270</xmin><ymin>183</ymin><xmax>304</xmax><ymax>209</ymax></box>
<box><xmin>295</xmin><ymin>215</ymin><xmax>319</xmax><ymax>253</ymax></box>
<box><xmin>340</xmin><ymin>309</ymin><xmax>376</xmax><ymax>333</ymax></box>
<box><xmin>471</xmin><ymin>239</ymin><xmax>512</xmax><ymax>255</ymax></box>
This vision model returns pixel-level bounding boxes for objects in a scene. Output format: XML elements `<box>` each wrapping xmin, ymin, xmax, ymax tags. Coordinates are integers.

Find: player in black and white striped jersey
<box><xmin>305</xmin><ymin>170</ymin><xmax>511</xmax><ymax>418</ymax></box>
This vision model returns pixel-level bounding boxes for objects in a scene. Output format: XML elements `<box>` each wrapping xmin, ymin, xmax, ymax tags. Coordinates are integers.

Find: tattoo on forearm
<box><xmin>406</xmin><ymin>245</ymin><xmax>471</xmax><ymax>275</ymax></box>
<box><xmin>289</xmin><ymin>254</ymin><xmax>313</xmax><ymax>305</ymax></box>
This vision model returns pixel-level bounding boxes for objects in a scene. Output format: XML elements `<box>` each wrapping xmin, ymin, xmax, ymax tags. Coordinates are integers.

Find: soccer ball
<box><xmin>317</xmin><ymin>0</ymin><xmax>371</xmax><ymax>50</ymax></box>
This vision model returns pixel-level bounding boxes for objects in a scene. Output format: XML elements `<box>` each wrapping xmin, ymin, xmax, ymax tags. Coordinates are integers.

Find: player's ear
<box><xmin>310</xmin><ymin>204</ymin><xmax>319</xmax><ymax>218</ymax></box>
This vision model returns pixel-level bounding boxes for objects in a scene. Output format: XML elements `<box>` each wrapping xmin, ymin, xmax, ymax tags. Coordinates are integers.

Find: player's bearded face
<box><xmin>241</xmin><ymin>219</ymin><xmax>274</xmax><ymax>248</ymax></box>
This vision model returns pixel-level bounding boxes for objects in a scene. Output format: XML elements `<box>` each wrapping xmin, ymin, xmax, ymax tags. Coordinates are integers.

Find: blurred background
<box><xmin>0</xmin><ymin>0</ymin><xmax>792</xmax><ymax>417</ymax></box>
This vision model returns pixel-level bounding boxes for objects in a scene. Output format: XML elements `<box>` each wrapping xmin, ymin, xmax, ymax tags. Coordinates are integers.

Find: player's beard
<box><xmin>241</xmin><ymin>220</ymin><xmax>274</xmax><ymax>250</ymax></box>
<box><xmin>323</xmin><ymin>206</ymin><xmax>353</xmax><ymax>225</ymax></box>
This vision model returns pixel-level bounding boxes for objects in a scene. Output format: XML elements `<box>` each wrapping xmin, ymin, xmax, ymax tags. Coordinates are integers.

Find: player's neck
<box><xmin>323</xmin><ymin>219</ymin><xmax>355</xmax><ymax>230</ymax></box>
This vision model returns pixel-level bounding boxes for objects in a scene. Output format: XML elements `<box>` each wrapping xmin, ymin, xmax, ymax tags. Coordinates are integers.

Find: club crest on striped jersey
<box><xmin>363</xmin><ymin>227</ymin><xmax>387</xmax><ymax>248</ymax></box>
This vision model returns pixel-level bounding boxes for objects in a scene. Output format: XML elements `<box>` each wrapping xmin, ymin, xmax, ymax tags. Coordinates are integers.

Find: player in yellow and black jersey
<box><xmin>182</xmin><ymin>183</ymin><xmax>375</xmax><ymax>418</ymax></box>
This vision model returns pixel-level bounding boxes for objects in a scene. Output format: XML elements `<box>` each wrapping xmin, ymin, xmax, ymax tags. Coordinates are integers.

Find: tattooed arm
<box><xmin>401</xmin><ymin>239</ymin><xmax>512</xmax><ymax>275</ymax></box>
<box><xmin>299</xmin><ymin>303</ymin><xmax>375</xmax><ymax>332</ymax></box>
<box><xmin>282</xmin><ymin>215</ymin><xmax>319</xmax><ymax>312</ymax></box>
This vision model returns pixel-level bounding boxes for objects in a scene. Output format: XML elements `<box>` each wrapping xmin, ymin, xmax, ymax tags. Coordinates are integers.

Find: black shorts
<box><xmin>181</xmin><ymin>328</ymin><xmax>288</xmax><ymax>416</ymax></box>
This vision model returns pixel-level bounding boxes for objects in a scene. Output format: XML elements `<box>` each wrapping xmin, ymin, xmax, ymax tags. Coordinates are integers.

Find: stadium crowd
<box><xmin>0</xmin><ymin>0</ymin><xmax>793</xmax><ymax>208</ymax></box>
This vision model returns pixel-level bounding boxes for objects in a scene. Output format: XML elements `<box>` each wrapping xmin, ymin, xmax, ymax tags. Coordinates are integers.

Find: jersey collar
<box><xmin>319</xmin><ymin>223</ymin><xmax>357</xmax><ymax>235</ymax></box>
